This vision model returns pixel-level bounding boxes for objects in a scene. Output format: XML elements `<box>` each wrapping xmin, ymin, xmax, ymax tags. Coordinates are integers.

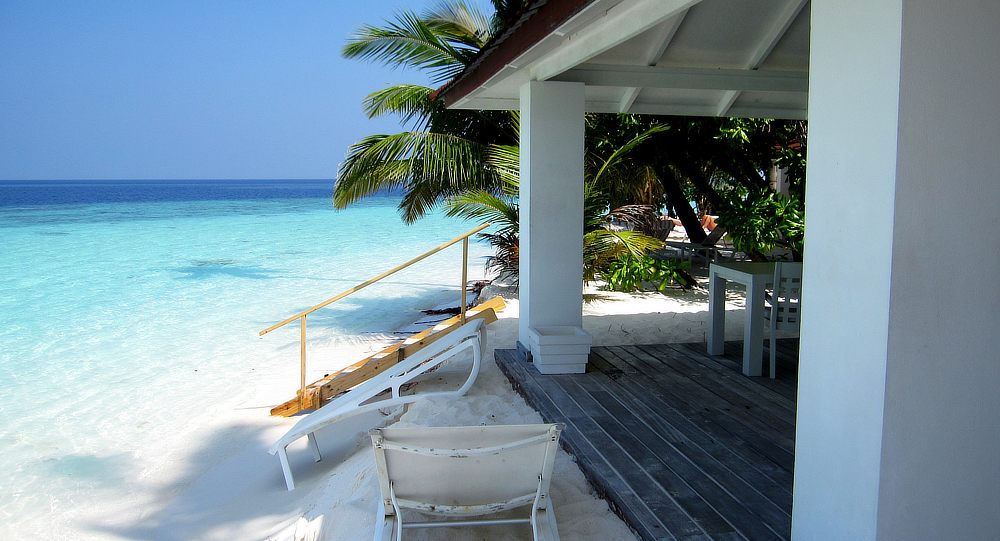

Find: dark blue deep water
<box><xmin>0</xmin><ymin>179</ymin><xmax>338</xmax><ymax>207</ymax></box>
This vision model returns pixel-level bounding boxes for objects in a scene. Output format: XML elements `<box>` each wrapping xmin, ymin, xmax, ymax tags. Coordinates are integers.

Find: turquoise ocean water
<box><xmin>0</xmin><ymin>180</ymin><xmax>493</xmax><ymax>537</ymax></box>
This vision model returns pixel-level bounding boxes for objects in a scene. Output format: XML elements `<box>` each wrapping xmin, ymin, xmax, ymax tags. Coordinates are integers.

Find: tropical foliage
<box><xmin>336</xmin><ymin>0</ymin><xmax>522</xmax><ymax>223</ymax></box>
<box><xmin>584</xmin><ymin>114</ymin><xmax>807</xmax><ymax>246</ymax></box>
<box><xmin>604</xmin><ymin>255</ymin><xmax>694</xmax><ymax>292</ymax></box>
<box><xmin>716</xmin><ymin>188</ymin><xmax>805</xmax><ymax>261</ymax></box>
<box><xmin>442</xmin><ymin>126</ymin><xmax>668</xmax><ymax>286</ymax></box>
<box><xmin>339</xmin><ymin>0</ymin><xmax>808</xmax><ymax>286</ymax></box>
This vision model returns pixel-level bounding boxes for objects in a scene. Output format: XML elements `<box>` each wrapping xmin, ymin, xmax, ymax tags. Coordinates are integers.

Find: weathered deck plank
<box><xmin>495</xmin><ymin>339</ymin><xmax>798</xmax><ymax>541</ymax></box>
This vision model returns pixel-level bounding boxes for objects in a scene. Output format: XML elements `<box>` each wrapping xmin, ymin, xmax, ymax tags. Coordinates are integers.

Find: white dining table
<box><xmin>707</xmin><ymin>261</ymin><xmax>776</xmax><ymax>376</ymax></box>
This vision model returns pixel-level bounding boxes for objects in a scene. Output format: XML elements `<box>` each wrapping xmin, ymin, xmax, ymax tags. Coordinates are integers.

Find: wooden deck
<box><xmin>496</xmin><ymin>339</ymin><xmax>798</xmax><ymax>541</ymax></box>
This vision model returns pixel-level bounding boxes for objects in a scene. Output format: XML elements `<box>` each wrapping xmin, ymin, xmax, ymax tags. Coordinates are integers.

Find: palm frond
<box><xmin>480</xmin><ymin>229</ymin><xmax>519</xmax><ymax>285</ymax></box>
<box><xmin>583</xmin><ymin>230</ymin><xmax>664</xmax><ymax>281</ymax></box>
<box><xmin>424</xmin><ymin>0</ymin><xmax>492</xmax><ymax>51</ymax></box>
<box><xmin>336</xmin><ymin>131</ymin><xmax>502</xmax><ymax>223</ymax></box>
<box><xmin>590</xmin><ymin>123</ymin><xmax>671</xmax><ymax>185</ymax></box>
<box><xmin>342</xmin><ymin>10</ymin><xmax>470</xmax><ymax>83</ymax></box>
<box><xmin>486</xmin><ymin>144</ymin><xmax>520</xmax><ymax>193</ymax></box>
<box><xmin>334</xmin><ymin>134</ymin><xmax>416</xmax><ymax>209</ymax></box>
<box><xmin>362</xmin><ymin>84</ymin><xmax>435</xmax><ymax>124</ymax></box>
<box><xmin>490</xmin><ymin>0</ymin><xmax>530</xmax><ymax>34</ymax></box>
<box><xmin>443</xmin><ymin>189</ymin><xmax>519</xmax><ymax>231</ymax></box>
<box><xmin>606</xmin><ymin>204</ymin><xmax>660</xmax><ymax>234</ymax></box>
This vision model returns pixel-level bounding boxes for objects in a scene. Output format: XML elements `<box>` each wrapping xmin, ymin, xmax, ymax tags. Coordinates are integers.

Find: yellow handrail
<box><xmin>259</xmin><ymin>223</ymin><xmax>490</xmax><ymax>409</ymax></box>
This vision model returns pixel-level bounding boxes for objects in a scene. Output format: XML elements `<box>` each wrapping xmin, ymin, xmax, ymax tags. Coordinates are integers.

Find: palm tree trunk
<box><xmin>654</xmin><ymin>163</ymin><xmax>705</xmax><ymax>243</ymax></box>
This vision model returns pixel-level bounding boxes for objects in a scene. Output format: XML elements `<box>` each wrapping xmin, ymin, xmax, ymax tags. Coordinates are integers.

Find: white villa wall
<box><xmin>518</xmin><ymin>81</ymin><xmax>586</xmax><ymax>350</ymax></box>
<box><xmin>877</xmin><ymin>2</ymin><xmax>1000</xmax><ymax>539</ymax></box>
<box><xmin>795</xmin><ymin>1</ymin><xmax>1000</xmax><ymax>540</ymax></box>
<box><xmin>792</xmin><ymin>0</ymin><xmax>903</xmax><ymax>539</ymax></box>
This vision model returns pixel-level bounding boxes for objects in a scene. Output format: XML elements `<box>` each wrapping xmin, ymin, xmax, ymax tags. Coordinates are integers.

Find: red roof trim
<box><xmin>431</xmin><ymin>0</ymin><xmax>597</xmax><ymax>107</ymax></box>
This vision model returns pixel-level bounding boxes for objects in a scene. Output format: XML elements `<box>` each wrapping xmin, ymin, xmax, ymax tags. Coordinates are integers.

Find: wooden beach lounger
<box><xmin>269</xmin><ymin>318</ymin><xmax>486</xmax><ymax>491</ymax></box>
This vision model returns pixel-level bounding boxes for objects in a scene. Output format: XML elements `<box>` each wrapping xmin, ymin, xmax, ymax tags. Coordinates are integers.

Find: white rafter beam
<box><xmin>717</xmin><ymin>0</ymin><xmax>809</xmax><ymax>116</ymax></box>
<box><xmin>553</xmin><ymin>65</ymin><xmax>808</xmax><ymax>93</ymax></box>
<box><xmin>531</xmin><ymin>0</ymin><xmax>703</xmax><ymax>82</ymax></box>
<box><xmin>619</xmin><ymin>9</ymin><xmax>689</xmax><ymax>112</ymax></box>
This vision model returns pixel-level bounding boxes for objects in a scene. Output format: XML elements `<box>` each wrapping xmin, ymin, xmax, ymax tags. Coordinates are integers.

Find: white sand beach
<box><xmin>88</xmin><ymin>270</ymin><xmax>753</xmax><ymax>541</ymax></box>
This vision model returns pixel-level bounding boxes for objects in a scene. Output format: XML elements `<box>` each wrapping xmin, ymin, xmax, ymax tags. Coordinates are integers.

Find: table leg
<box><xmin>742</xmin><ymin>277</ymin><xmax>767</xmax><ymax>376</ymax></box>
<box><xmin>708</xmin><ymin>271</ymin><xmax>726</xmax><ymax>355</ymax></box>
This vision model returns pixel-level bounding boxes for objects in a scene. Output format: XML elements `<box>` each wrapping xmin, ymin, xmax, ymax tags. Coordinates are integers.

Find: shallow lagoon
<box><xmin>0</xmin><ymin>181</ymin><xmax>492</xmax><ymax>538</ymax></box>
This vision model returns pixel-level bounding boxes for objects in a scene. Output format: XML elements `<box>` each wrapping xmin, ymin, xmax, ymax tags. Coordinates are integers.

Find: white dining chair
<box><xmin>765</xmin><ymin>262</ymin><xmax>802</xmax><ymax>378</ymax></box>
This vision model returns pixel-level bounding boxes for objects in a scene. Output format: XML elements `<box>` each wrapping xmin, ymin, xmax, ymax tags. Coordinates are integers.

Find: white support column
<box><xmin>793</xmin><ymin>1</ymin><xmax>904</xmax><ymax>538</ymax></box>
<box><xmin>795</xmin><ymin>1</ymin><xmax>1000</xmax><ymax>540</ymax></box>
<box><xmin>518</xmin><ymin>81</ymin><xmax>586</xmax><ymax>363</ymax></box>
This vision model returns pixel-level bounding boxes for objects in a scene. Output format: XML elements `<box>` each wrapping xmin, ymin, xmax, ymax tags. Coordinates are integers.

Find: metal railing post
<box><xmin>461</xmin><ymin>237</ymin><xmax>469</xmax><ymax>325</ymax></box>
<box><xmin>300</xmin><ymin>315</ymin><xmax>307</xmax><ymax>408</ymax></box>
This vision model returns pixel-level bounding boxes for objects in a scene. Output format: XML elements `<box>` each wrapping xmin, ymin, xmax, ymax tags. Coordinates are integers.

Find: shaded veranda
<box><xmin>497</xmin><ymin>337</ymin><xmax>798</xmax><ymax>541</ymax></box>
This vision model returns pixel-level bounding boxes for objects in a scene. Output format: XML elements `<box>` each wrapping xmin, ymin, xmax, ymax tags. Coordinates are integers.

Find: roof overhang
<box><xmin>434</xmin><ymin>0</ymin><xmax>810</xmax><ymax>119</ymax></box>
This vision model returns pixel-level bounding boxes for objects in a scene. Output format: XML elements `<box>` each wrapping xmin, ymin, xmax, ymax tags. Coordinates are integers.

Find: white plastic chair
<box><xmin>663</xmin><ymin>226</ymin><xmax>730</xmax><ymax>265</ymax></box>
<box><xmin>369</xmin><ymin>423</ymin><xmax>564</xmax><ymax>541</ymax></box>
<box><xmin>269</xmin><ymin>318</ymin><xmax>486</xmax><ymax>490</ymax></box>
<box><xmin>765</xmin><ymin>262</ymin><xmax>802</xmax><ymax>378</ymax></box>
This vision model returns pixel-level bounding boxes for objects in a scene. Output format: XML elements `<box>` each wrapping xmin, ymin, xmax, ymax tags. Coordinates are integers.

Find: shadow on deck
<box><xmin>496</xmin><ymin>339</ymin><xmax>798</xmax><ymax>541</ymax></box>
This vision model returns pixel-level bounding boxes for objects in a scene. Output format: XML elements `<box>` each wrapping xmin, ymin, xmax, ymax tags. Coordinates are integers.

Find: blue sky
<box><xmin>1</xmin><ymin>1</ymin><xmax>493</xmax><ymax>180</ymax></box>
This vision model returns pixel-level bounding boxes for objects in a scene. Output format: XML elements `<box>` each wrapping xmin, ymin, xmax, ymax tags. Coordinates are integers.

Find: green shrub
<box><xmin>717</xmin><ymin>188</ymin><xmax>804</xmax><ymax>259</ymax></box>
<box><xmin>604</xmin><ymin>255</ymin><xmax>693</xmax><ymax>292</ymax></box>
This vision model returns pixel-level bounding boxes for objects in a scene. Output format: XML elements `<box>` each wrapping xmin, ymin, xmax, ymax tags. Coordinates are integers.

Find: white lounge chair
<box><xmin>663</xmin><ymin>226</ymin><xmax>731</xmax><ymax>265</ymax></box>
<box><xmin>764</xmin><ymin>262</ymin><xmax>802</xmax><ymax>378</ymax></box>
<box><xmin>369</xmin><ymin>423</ymin><xmax>564</xmax><ymax>541</ymax></box>
<box><xmin>269</xmin><ymin>318</ymin><xmax>486</xmax><ymax>491</ymax></box>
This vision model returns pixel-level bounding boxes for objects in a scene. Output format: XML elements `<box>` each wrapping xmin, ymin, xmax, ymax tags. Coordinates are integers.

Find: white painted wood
<box><xmin>531</xmin><ymin>0</ymin><xmax>701</xmax><ymax>81</ymax></box>
<box><xmin>797</xmin><ymin>3</ymin><xmax>1000</xmax><ymax>539</ymax></box>
<box><xmin>619</xmin><ymin>10</ymin><xmax>688</xmax><ymax>112</ymax></box>
<box><xmin>793</xmin><ymin>0</ymin><xmax>902</xmax><ymax>538</ymax></box>
<box><xmin>643</xmin><ymin>11</ymin><xmax>687</xmax><ymax>65</ymax></box>
<box><xmin>518</xmin><ymin>81</ymin><xmax>588</xmax><ymax>363</ymax></box>
<box><xmin>750</xmin><ymin>0</ymin><xmax>810</xmax><ymax>66</ymax></box>
<box><xmin>875</xmin><ymin>2</ymin><xmax>1000</xmax><ymax>539</ymax></box>
<box><xmin>553</xmin><ymin>65</ymin><xmax>809</xmax><ymax>92</ymax></box>
<box><xmin>452</xmin><ymin>96</ymin><xmax>808</xmax><ymax>119</ymax></box>
<box><xmin>717</xmin><ymin>0</ymin><xmax>807</xmax><ymax>115</ymax></box>
<box><xmin>707</xmin><ymin>261</ymin><xmax>776</xmax><ymax>376</ymax></box>
<box><xmin>618</xmin><ymin>89</ymin><xmax>640</xmax><ymax>113</ymax></box>
<box><xmin>714</xmin><ymin>91</ymin><xmax>741</xmax><ymax>117</ymax></box>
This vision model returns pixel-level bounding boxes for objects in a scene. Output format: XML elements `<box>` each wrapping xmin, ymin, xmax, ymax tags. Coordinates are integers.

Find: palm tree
<box><xmin>443</xmin><ymin>123</ymin><xmax>667</xmax><ymax>285</ymax></box>
<box><xmin>340</xmin><ymin>2</ymin><xmax>668</xmax><ymax>285</ymax></box>
<box><xmin>336</xmin><ymin>1</ymin><xmax>523</xmax><ymax>223</ymax></box>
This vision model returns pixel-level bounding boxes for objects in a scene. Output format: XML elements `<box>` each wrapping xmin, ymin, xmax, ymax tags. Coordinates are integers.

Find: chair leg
<box><xmin>307</xmin><ymin>432</ymin><xmax>323</xmax><ymax>462</ymax></box>
<box><xmin>373</xmin><ymin>514</ymin><xmax>394</xmax><ymax>541</ymax></box>
<box><xmin>390</xmin><ymin>483</ymin><xmax>404</xmax><ymax>541</ymax></box>
<box><xmin>769</xmin><ymin>334</ymin><xmax>777</xmax><ymax>379</ymax></box>
<box><xmin>534</xmin><ymin>508</ymin><xmax>561</xmax><ymax>541</ymax></box>
<box><xmin>277</xmin><ymin>447</ymin><xmax>295</xmax><ymax>491</ymax></box>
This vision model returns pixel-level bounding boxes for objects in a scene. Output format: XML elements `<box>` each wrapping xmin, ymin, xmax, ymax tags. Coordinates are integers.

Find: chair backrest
<box><xmin>370</xmin><ymin>424</ymin><xmax>563</xmax><ymax>516</ymax></box>
<box><xmin>652</xmin><ymin>217</ymin><xmax>675</xmax><ymax>240</ymax></box>
<box><xmin>701</xmin><ymin>225</ymin><xmax>728</xmax><ymax>246</ymax></box>
<box><xmin>269</xmin><ymin>318</ymin><xmax>485</xmax><ymax>455</ymax></box>
<box><xmin>770</xmin><ymin>262</ymin><xmax>803</xmax><ymax>331</ymax></box>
